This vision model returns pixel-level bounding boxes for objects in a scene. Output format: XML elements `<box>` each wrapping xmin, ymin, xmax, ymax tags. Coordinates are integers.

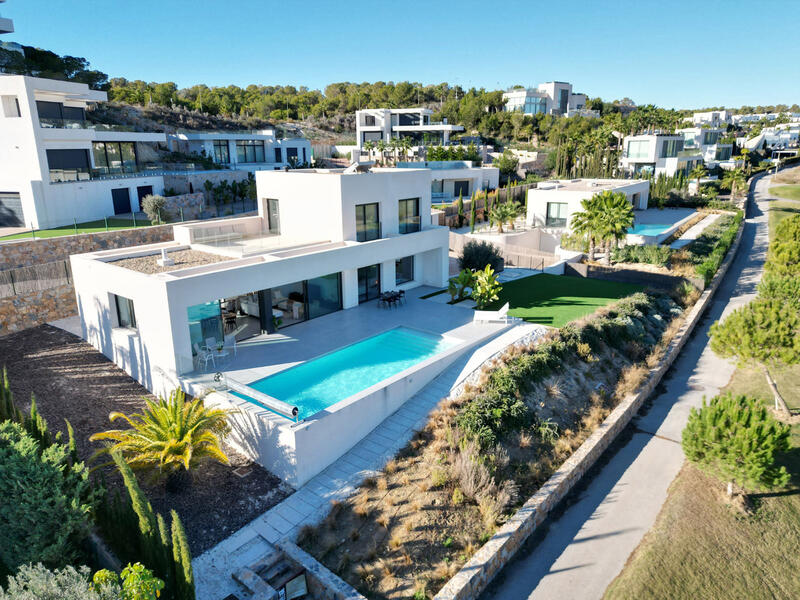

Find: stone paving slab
<box><xmin>670</xmin><ymin>212</ymin><xmax>722</xmax><ymax>249</ymax></box>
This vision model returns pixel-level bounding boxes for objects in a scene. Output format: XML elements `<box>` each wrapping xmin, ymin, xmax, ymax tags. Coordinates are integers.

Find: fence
<box><xmin>448</xmin><ymin>232</ymin><xmax>559</xmax><ymax>271</ymax></box>
<box><xmin>0</xmin><ymin>260</ymin><xmax>71</xmax><ymax>299</ymax></box>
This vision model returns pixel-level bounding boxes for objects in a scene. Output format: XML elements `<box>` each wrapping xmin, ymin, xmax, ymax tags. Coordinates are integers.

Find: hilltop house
<box><xmin>619</xmin><ymin>133</ymin><xmax>703</xmax><ymax>178</ymax></box>
<box><xmin>502</xmin><ymin>82</ymin><xmax>598</xmax><ymax>118</ymax></box>
<box><xmin>355</xmin><ymin>108</ymin><xmax>464</xmax><ymax>150</ymax></box>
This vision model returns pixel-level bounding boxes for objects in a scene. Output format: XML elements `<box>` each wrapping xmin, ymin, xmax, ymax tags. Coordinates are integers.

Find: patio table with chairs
<box><xmin>378</xmin><ymin>290</ymin><xmax>406</xmax><ymax>309</ymax></box>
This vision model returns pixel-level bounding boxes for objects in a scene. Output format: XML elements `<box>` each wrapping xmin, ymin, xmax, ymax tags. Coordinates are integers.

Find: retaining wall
<box><xmin>0</xmin><ymin>284</ymin><xmax>77</xmax><ymax>335</ymax></box>
<box><xmin>433</xmin><ymin>186</ymin><xmax>747</xmax><ymax>600</ymax></box>
<box><xmin>565</xmin><ymin>262</ymin><xmax>705</xmax><ymax>290</ymax></box>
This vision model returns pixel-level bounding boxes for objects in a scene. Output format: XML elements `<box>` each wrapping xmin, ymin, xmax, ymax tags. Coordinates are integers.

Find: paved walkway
<box><xmin>194</xmin><ymin>320</ymin><xmax>550</xmax><ymax>600</ymax></box>
<box><xmin>669</xmin><ymin>212</ymin><xmax>722</xmax><ymax>249</ymax></box>
<box><xmin>482</xmin><ymin>174</ymin><xmax>774</xmax><ymax>600</ymax></box>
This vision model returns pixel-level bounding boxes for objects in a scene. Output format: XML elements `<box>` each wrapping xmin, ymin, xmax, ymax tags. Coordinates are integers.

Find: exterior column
<box><xmin>341</xmin><ymin>268</ymin><xmax>359</xmax><ymax>309</ymax></box>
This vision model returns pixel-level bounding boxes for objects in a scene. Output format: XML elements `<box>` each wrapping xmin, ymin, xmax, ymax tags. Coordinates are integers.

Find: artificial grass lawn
<box><xmin>485</xmin><ymin>273</ymin><xmax>644</xmax><ymax>328</ymax></box>
<box><xmin>768</xmin><ymin>200</ymin><xmax>800</xmax><ymax>241</ymax></box>
<box><xmin>769</xmin><ymin>184</ymin><xmax>800</xmax><ymax>201</ymax></box>
<box><xmin>0</xmin><ymin>217</ymin><xmax>156</xmax><ymax>241</ymax></box>
<box><xmin>604</xmin><ymin>366</ymin><xmax>800</xmax><ymax>600</ymax></box>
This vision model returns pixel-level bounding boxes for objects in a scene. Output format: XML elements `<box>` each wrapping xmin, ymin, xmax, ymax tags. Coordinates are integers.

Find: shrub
<box><xmin>140</xmin><ymin>194</ymin><xmax>170</xmax><ymax>224</ymax></box>
<box><xmin>459</xmin><ymin>240</ymin><xmax>503</xmax><ymax>272</ymax></box>
<box><xmin>765</xmin><ymin>240</ymin><xmax>800</xmax><ymax>277</ymax></box>
<box><xmin>611</xmin><ymin>244</ymin><xmax>672</xmax><ymax>267</ymax></box>
<box><xmin>452</xmin><ymin>441</ymin><xmax>492</xmax><ymax>501</ymax></box>
<box><xmin>471</xmin><ymin>265</ymin><xmax>502</xmax><ymax>309</ymax></box>
<box><xmin>757</xmin><ymin>273</ymin><xmax>800</xmax><ymax>311</ymax></box>
<box><xmin>773</xmin><ymin>214</ymin><xmax>800</xmax><ymax>243</ymax></box>
<box><xmin>0</xmin><ymin>421</ymin><xmax>95</xmax><ymax>572</ymax></box>
<box><xmin>682</xmin><ymin>394</ymin><xmax>790</xmax><ymax>496</ymax></box>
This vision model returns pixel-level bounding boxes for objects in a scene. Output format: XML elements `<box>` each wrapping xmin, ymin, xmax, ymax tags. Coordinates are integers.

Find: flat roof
<box><xmin>109</xmin><ymin>249</ymin><xmax>235</xmax><ymax>274</ymax></box>
<box><xmin>533</xmin><ymin>178</ymin><xmax>645</xmax><ymax>192</ymax></box>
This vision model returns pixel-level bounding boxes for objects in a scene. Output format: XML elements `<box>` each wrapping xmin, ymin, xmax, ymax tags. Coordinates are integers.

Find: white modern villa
<box><xmin>0</xmin><ymin>75</ymin><xmax>175</xmax><ymax>229</ymax></box>
<box><xmin>677</xmin><ymin>126</ymin><xmax>733</xmax><ymax>167</ymax></box>
<box><xmin>167</xmin><ymin>130</ymin><xmax>312</xmax><ymax>171</ymax></box>
<box><xmin>619</xmin><ymin>133</ymin><xmax>704</xmax><ymax>177</ymax></box>
<box><xmin>386</xmin><ymin>160</ymin><xmax>500</xmax><ymax>202</ymax></box>
<box><xmin>355</xmin><ymin>108</ymin><xmax>464</xmax><ymax>149</ymax></box>
<box><xmin>689</xmin><ymin>110</ymin><xmax>731</xmax><ymax>127</ymax></box>
<box><xmin>502</xmin><ymin>82</ymin><xmax>598</xmax><ymax>118</ymax></box>
<box><xmin>526</xmin><ymin>178</ymin><xmax>649</xmax><ymax>231</ymax></box>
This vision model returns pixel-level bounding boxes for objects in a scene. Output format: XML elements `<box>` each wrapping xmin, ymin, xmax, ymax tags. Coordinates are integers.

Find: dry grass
<box><xmin>773</xmin><ymin>165</ymin><xmax>800</xmax><ymax>185</ymax></box>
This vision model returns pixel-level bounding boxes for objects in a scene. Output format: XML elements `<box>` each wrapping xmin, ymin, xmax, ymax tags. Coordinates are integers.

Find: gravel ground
<box><xmin>111</xmin><ymin>249</ymin><xmax>233</xmax><ymax>274</ymax></box>
<box><xmin>0</xmin><ymin>324</ymin><xmax>291</xmax><ymax>554</ymax></box>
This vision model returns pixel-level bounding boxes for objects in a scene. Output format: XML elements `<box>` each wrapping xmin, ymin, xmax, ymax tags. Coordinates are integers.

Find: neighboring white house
<box><xmin>502</xmin><ymin>82</ymin><xmax>598</xmax><ymax>118</ymax></box>
<box><xmin>385</xmin><ymin>160</ymin><xmax>500</xmax><ymax>201</ymax></box>
<box><xmin>70</xmin><ymin>166</ymin><xmax>449</xmax><ymax>394</ymax></box>
<box><xmin>355</xmin><ymin>108</ymin><xmax>464</xmax><ymax>149</ymax></box>
<box><xmin>690</xmin><ymin>110</ymin><xmax>731</xmax><ymax>127</ymax></box>
<box><xmin>732</xmin><ymin>112</ymin><xmax>800</xmax><ymax>126</ymax></box>
<box><xmin>0</xmin><ymin>75</ymin><xmax>187</xmax><ymax>229</ymax></box>
<box><xmin>167</xmin><ymin>130</ymin><xmax>312</xmax><ymax>171</ymax></box>
<box><xmin>526</xmin><ymin>178</ymin><xmax>649</xmax><ymax>232</ymax></box>
<box><xmin>619</xmin><ymin>133</ymin><xmax>704</xmax><ymax>177</ymax></box>
<box><xmin>677</xmin><ymin>127</ymin><xmax>734</xmax><ymax>167</ymax></box>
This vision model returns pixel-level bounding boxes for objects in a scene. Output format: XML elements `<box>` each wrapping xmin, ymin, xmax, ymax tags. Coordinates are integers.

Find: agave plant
<box><xmin>90</xmin><ymin>388</ymin><xmax>231</xmax><ymax>491</ymax></box>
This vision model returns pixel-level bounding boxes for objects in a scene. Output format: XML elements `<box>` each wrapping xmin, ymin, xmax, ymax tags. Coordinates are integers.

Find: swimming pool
<box><xmin>235</xmin><ymin>327</ymin><xmax>458</xmax><ymax>420</ymax></box>
<box><xmin>628</xmin><ymin>223</ymin><xmax>673</xmax><ymax>236</ymax></box>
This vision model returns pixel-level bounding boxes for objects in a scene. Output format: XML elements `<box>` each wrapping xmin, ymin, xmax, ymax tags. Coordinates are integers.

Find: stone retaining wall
<box><xmin>565</xmin><ymin>261</ymin><xmax>705</xmax><ymax>290</ymax></box>
<box><xmin>0</xmin><ymin>284</ymin><xmax>77</xmax><ymax>336</ymax></box>
<box><xmin>432</xmin><ymin>185</ymin><xmax>748</xmax><ymax>600</ymax></box>
<box><xmin>0</xmin><ymin>224</ymin><xmax>175</xmax><ymax>270</ymax></box>
<box><xmin>162</xmin><ymin>169</ymin><xmax>250</xmax><ymax>196</ymax></box>
<box><xmin>162</xmin><ymin>192</ymin><xmax>205</xmax><ymax>222</ymax></box>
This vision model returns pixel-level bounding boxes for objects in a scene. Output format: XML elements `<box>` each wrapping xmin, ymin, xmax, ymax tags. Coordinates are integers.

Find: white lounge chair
<box><xmin>473</xmin><ymin>302</ymin><xmax>511</xmax><ymax>324</ymax></box>
<box><xmin>194</xmin><ymin>342</ymin><xmax>215</xmax><ymax>370</ymax></box>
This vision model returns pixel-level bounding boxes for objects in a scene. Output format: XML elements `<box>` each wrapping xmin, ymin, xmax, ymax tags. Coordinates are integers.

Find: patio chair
<box><xmin>204</xmin><ymin>337</ymin><xmax>219</xmax><ymax>352</ymax></box>
<box><xmin>473</xmin><ymin>302</ymin><xmax>510</xmax><ymax>324</ymax></box>
<box><xmin>223</xmin><ymin>333</ymin><xmax>237</xmax><ymax>357</ymax></box>
<box><xmin>193</xmin><ymin>343</ymin><xmax>215</xmax><ymax>370</ymax></box>
<box><xmin>398</xmin><ymin>290</ymin><xmax>406</xmax><ymax>305</ymax></box>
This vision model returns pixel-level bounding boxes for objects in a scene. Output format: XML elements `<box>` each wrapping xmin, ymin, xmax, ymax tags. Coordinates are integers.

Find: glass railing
<box><xmin>39</xmin><ymin>118</ymin><xmax>137</xmax><ymax>132</ymax></box>
<box><xmin>49</xmin><ymin>162</ymin><xmax>210</xmax><ymax>183</ymax></box>
<box><xmin>399</xmin><ymin>216</ymin><xmax>421</xmax><ymax>234</ymax></box>
<box><xmin>356</xmin><ymin>222</ymin><xmax>382</xmax><ymax>242</ymax></box>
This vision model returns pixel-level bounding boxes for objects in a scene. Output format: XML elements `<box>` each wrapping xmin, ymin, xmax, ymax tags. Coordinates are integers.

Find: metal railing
<box><xmin>0</xmin><ymin>260</ymin><xmax>72</xmax><ymax>299</ymax></box>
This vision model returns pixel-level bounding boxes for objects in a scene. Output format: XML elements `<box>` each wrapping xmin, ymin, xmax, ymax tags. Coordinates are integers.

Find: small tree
<box><xmin>472</xmin><ymin>265</ymin><xmax>503</xmax><ymax>309</ymax></box>
<box><xmin>709</xmin><ymin>299</ymin><xmax>800</xmax><ymax>413</ymax></box>
<box><xmin>448</xmin><ymin>269</ymin><xmax>474</xmax><ymax>302</ymax></box>
<box><xmin>492</xmin><ymin>150</ymin><xmax>519</xmax><ymax>182</ymax></box>
<box><xmin>140</xmin><ymin>194</ymin><xmax>169</xmax><ymax>224</ymax></box>
<box><xmin>689</xmin><ymin>164</ymin><xmax>707</xmax><ymax>191</ymax></box>
<box><xmin>469</xmin><ymin>192</ymin><xmax>477</xmax><ymax>233</ymax></box>
<box><xmin>682</xmin><ymin>393</ymin><xmax>790</xmax><ymax>497</ymax></box>
<box><xmin>459</xmin><ymin>239</ymin><xmax>503</xmax><ymax>272</ymax></box>
<box><xmin>456</xmin><ymin>192</ymin><xmax>465</xmax><ymax>228</ymax></box>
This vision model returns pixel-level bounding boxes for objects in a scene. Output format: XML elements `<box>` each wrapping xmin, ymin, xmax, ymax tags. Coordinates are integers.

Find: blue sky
<box><xmin>4</xmin><ymin>0</ymin><xmax>799</xmax><ymax>109</ymax></box>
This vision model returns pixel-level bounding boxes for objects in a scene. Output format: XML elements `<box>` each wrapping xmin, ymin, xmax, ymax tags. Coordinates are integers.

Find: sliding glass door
<box><xmin>358</xmin><ymin>264</ymin><xmax>381</xmax><ymax>303</ymax></box>
<box><xmin>355</xmin><ymin>203</ymin><xmax>380</xmax><ymax>241</ymax></box>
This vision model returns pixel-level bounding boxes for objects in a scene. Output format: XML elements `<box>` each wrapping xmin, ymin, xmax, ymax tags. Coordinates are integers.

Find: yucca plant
<box><xmin>91</xmin><ymin>388</ymin><xmax>231</xmax><ymax>491</ymax></box>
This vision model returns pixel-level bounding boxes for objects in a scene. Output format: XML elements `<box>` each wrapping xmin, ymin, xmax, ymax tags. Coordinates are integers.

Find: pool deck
<box><xmin>670</xmin><ymin>213</ymin><xmax>722</xmax><ymax>249</ymax></box>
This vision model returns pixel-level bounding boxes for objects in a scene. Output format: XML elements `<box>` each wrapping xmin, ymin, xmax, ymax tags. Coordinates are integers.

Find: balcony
<box><xmin>49</xmin><ymin>162</ymin><xmax>213</xmax><ymax>183</ymax></box>
<box><xmin>39</xmin><ymin>118</ymin><xmax>137</xmax><ymax>132</ymax></box>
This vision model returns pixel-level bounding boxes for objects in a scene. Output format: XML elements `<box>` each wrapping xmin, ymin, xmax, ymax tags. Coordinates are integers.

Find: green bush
<box><xmin>140</xmin><ymin>195</ymin><xmax>170</xmax><ymax>224</ymax></box>
<box><xmin>689</xmin><ymin>211</ymin><xmax>743</xmax><ymax>284</ymax></box>
<box><xmin>773</xmin><ymin>214</ymin><xmax>800</xmax><ymax>243</ymax></box>
<box><xmin>611</xmin><ymin>245</ymin><xmax>672</xmax><ymax>267</ymax></box>
<box><xmin>757</xmin><ymin>273</ymin><xmax>800</xmax><ymax>311</ymax></box>
<box><xmin>458</xmin><ymin>240</ymin><xmax>503</xmax><ymax>272</ymax></box>
<box><xmin>0</xmin><ymin>421</ymin><xmax>96</xmax><ymax>572</ymax></box>
<box><xmin>765</xmin><ymin>240</ymin><xmax>800</xmax><ymax>277</ymax></box>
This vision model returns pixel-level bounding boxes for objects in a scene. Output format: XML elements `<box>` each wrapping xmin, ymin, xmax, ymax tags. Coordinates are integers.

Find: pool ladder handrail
<box><xmin>222</xmin><ymin>374</ymin><xmax>300</xmax><ymax>422</ymax></box>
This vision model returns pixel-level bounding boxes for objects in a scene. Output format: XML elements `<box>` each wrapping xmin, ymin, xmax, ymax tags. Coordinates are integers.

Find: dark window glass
<box><xmin>62</xmin><ymin>106</ymin><xmax>85</xmax><ymax>121</ymax></box>
<box><xmin>396</xmin><ymin>256</ymin><xmax>414</xmax><ymax>285</ymax></box>
<box><xmin>362</xmin><ymin>131</ymin><xmax>382</xmax><ymax>144</ymax></box>
<box><xmin>236</xmin><ymin>140</ymin><xmax>265</xmax><ymax>163</ymax></box>
<box><xmin>266</xmin><ymin>198</ymin><xmax>280</xmax><ymax>234</ymax></box>
<box><xmin>398</xmin><ymin>113</ymin><xmax>420</xmax><ymax>126</ymax></box>
<box><xmin>358</xmin><ymin>265</ymin><xmax>381</xmax><ymax>303</ymax></box>
<box><xmin>114</xmin><ymin>294</ymin><xmax>137</xmax><ymax>329</ymax></box>
<box><xmin>545</xmin><ymin>202</ymin><xmax>568</xmax><ymax>227</ymax></box>
<box><xmin>213</xmin><ymin>140</ymin><xmax>230</xmax><ymax>163</ymax></box>
<box><xmin>286</xmin><ymin>147</ymin><xmax>298</xmax><ymax>159</ymax></box>
<box><xmin>398</xmin><ymin>198</ymin><xmax>420</xmax><ymax>234</ymax></box>
<box><xmin>46</xmin><ymin>149</ymin><xmax>90</xmax><ymax>181</ymax></box>
<box><xmin>274</xmin><ymin>148</ymin><xmax>282</xmax><ymax>163</ymax></box>
<box><xmin>307</xmin><ymin>273</ymin><xmax>342</xmax><ymax>319</ymax></box>
<box><xmin>453</xmin><ymin>180</ymin><xmax>470</xmax><ymax>198</ymax></box>
<box><xmin>356</xmin><ymin>203</ymin><xmax>380</xmax><ymax>241</ymax></box>
<box><xmin>364</xmin><ymin>114</ymin><xmax>376</xmax><ymax>126</ymax></box>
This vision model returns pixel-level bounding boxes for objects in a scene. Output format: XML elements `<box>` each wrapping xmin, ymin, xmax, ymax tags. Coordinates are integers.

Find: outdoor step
<box><xmin>232</xmin><ymin>567</ymin><xmax>279</xmax><ymax>600</ymax></box>
<box><xmin>230</xmin><ymin>536</ymin><xmax>273</xmax><ymax>566</ymax></box>
<box><xmin>262</xmin><ymin>558</ymin><xmax>294</xmax><ymax>586</ymax></box>
<box><xmin>249</xmin><ymin>547</ymin><xmax>284</xmax><ymax>573</ymax></box>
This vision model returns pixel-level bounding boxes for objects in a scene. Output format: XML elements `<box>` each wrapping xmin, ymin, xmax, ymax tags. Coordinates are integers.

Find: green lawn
<box><xmin>485</xmin><ymin>273</ymin><xmax>644</xmax><ymax>328</ymax></box>
<box><xmin>0</xmin><ymin>217</ymin><xmax>156</xmax><ymax>241</ymax></box>
<box><xmin>768</xmin><ymin>200</ymin><xmax>800</xmax><ymax>241</ymax></box>
<box><xmin>604</xmin><ymin>367</ymin><xmax>800</xmax><ymax>600</ymax></box>
<box><xmin>770</xmin><ymin>184</ymin><xmax>800</xmax><ymax>201</ymax></box>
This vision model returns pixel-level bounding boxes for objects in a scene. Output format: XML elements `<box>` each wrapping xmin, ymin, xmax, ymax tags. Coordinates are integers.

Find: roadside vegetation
<box><xmin>299</xmin><ymin>290</ymin><xmax>689</xmax><ymax>599</ymax></box>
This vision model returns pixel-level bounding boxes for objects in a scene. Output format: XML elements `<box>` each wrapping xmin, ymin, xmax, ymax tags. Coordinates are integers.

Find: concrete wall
<box><xmin>565</xmin><ymin>262</ymin><xmax>704</xmax><ymax>290</ymax></box>
<box><xmin>0</xmin><ymin>284</ymin><xmax>76</xmax><ymax>336</ymax></box>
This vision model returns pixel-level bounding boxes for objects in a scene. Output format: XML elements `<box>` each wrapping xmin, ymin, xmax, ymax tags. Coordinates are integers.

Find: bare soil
<box><xmin>0</xmin><ymin>325</ymin><xmax>291</xmax><ymax>555</ymax></box>
<box><xmin>111</xmin><ymin>249</ymin><xmax>233</xmax><ymax>274</ymax></box>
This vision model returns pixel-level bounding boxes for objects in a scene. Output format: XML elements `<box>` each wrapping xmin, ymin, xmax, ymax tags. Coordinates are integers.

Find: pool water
<box><xmin>628</xmin><ymin>223</ymin><xmax>673</xmax><ymax>236</ymax></box>
<box><xmin>237</xmin><ymin>327</ymin><xmax>458</xmax><ymax>420</ymax></box>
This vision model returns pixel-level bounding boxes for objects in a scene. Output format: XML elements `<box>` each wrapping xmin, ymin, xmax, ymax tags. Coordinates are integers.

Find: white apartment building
<box><xmin>0</xmin><ymin>75</ymin><xmax>176</xmax><ymax>228</ymax></box>
<box><xmin>619</xmin><ymin>134</ymin><xmax>704</xmax><ymax>177</ymax></box>
<box><xmin>70</xmin><ymin>166</ymin><xmax>449</xmax><ymax>394</ymax></box>
<box><xmin>690</xmin><ymin>110</ymin><xmax>731</xmax><ymax>127</ymax></box>
<box><xmin>167</xmin><ymin>130</ymin><xmax>312</xmax><ymax>171</ymax></box>
<box><xmin>502</xmin><ymin>82</ymin><xmax>598</xmax><ymax>118</ymax></box>
<box><xmin>355</xmin><ymin>108</ymin><xmax>464</xmax><ymax>149</ymax></box>
<box><xmin>677</xmin><ymin>127</ymin><xmax>734</xmax><ymax>167</ymax></box>
<box><xmin>526</xmin><ymin>178</ymin><xmax>649</xmax><ymax>232</ymax></box>
<box><xmin>387</xmin><ymin>160</ymin><xmax>500</xmax><ymax>201</ymax></box>
<box><xmin>732</xmin><ymin>112</ymin><xmax>800</xmax><ymax>125</ymax></box>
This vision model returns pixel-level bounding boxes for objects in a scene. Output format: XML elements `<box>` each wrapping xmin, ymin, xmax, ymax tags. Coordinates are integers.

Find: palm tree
<box><xmin>490</xmin><ymin>202</ymin><xmax>520</xmax><ymax>234</ymax></box>
<box><xmin>363</xmin><ymin>140</ymin><xmax>375</xmax><ymax>162</ymax></box>
<box><xmin>376</xmin><ymin>140</ymin><xmax>387</xmax><ymax>166</ymax></box>
<box><xmin>722</xmin><ymin>168</ymin><xmax>747</xmax><ymax>199</ymax></box>
<box><xmin>570</xmin><ymin>197</ymin><xmax>605</xmax><ymax>262</ymax></box>
<box><xmin>596</xmin><ymin>190</ymin><xmax>634</xmax><ymax>263</ymax></box>
<box><xmin>399</xmin><ymin>136</ymin><xmax>412</xmax><ymax>162</ymax></box>
<box><xmin>689</xmin><ymin>163</ymin><xmax>708</xmax><ymax>192</ymax></box>
<box><xmin>90</xmin><ymin>389</ymin><xmax>231</xmax><ymax>491</ymax></box>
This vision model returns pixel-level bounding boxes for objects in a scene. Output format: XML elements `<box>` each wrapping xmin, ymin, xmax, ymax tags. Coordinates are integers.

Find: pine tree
<box><xmin>0</xmin><ymin>367</ymin><xmax>22</xmax><ymax>423</ymax></box>
<box><xmin>111</xmin><ymin>451</ymin><xmax>160</xmax><ymax>570</ymax></box>
<box><xmin>456</xmin><ymin>192</ymin><xmax>465</xmax><ymax>228</ymax></box>
<box><xmin>171</xmin><ymin>510</ymin><xmax>194</xmax><ymax>600</ymax></box>
<box><xmin>682</xmin><ymin>394</ymin><xmax>790</xmax><ymax>497</ymax></box>
<box><xmin>469</xmin><ymin>192</ymin><xmax>477</xmax><ymax>233</ymax></box>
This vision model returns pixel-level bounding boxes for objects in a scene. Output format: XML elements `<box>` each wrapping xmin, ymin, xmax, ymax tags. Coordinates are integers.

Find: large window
<box><xmin>398</xmin><ymin>198</ymin><xmax>420</xmax><ymax>234</ymax></box>
<box><xmin>266</xmin><ymin>198</ymin><xmax>280</xmax><ymax>234</ymax></box>
<box><xmin>46</xmin><ymin>149</ymin><xmax>90</xmax><ymax>181</ymax></box>
<box><xmin>545</xmin><ymin>202</ymin><xmax>568</xmax><ymax>227</ymax></box>
<box><xmin>213</xmin><ymin>140</ymin><xmax>230</xmax><ymax>163</ymax></box>
<box><xmin>355</xmin><ymin>203</ymin><xmax>380</xmax><ymax>241</ymax></box>
<box><xmin>362</xmin><ymin>131</ymin><xmax>383</xmax><ymax>144</ymax></box>
<box><xmin>398</xmin><ymin>112</ymin><xmax>420</xmax><ymax>126</ymax></box>
<box><xmin>558</xmin><ymin>89</ymin><xmax>569</xmax><ymax>114</ymax></box>
<box><xmin>92</xmin><ymin>142</ymin><xmax>137</xmax><ymax>173</ymax></box>
<box><xmin>187</xmin><ymin>301</ymin><xmax>223</xmax><ymax>353</ymax></box>
<box><xmin>286</xmin><ymin>147</ymin><xmax>299</xmax><ymax>163</ymax></box>
<box><xmin>703</xmin><ymin>131</ymin><xmax>720</xmax><ymax>145</ymax></box>
<box><xmin>364</xmin><ymin>114</ymin><xmax>376</xmax><ymax>126</ymax></box>
<box><xmin>660</xmin><ymin>139</ymin><xmax>683</xmax><ymax>158</ymax></box>
<box><xmin>523</xmin><ymin>96</ymin><xmax>547</xmax><ymax>115</ymax></box>
<box><xmin>715</xmin><ymin>146</ymin><xmax>732</xmax><ymax>161</ymax></box>
<box><xmin>307</xmin><ymin>273</ymin><xmax>342</xmax><ymax>320</ymax></box>
<box><xmin>358</xmin><ymin>265</ymin><xmax>381</xmax><ymax>303</ymax></box>
<box><xmin>114</xmin><ymin>294</ymin><xmax>137</xmax><ymax>329</ymax></box>
<box><xmin>396</xmin><ymin>256</ymin><xmax>414</xmax><ymax>285</ymax></box>
<box><xmin>626</xmin><ymin>140</ymin><xmax>650</xmax><ymax>159</ymax></box>
<box><xmin>36</xmin><ymin>100</ymin><xmax>85</xmax><ymax>128</ymax></box>
<box><xmin>274</xmin><ymin>147</ymin><xmax>282</xmax><ymax>163</ymax></box>
<box><xmin>236</xmin><ymin>140</ymin><xmax>265</xmax><ymax>163</ymax></box>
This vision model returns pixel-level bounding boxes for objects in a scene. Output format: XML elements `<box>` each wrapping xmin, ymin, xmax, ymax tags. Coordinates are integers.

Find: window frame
<box><xmin>395</xmin><ymin>255</ymin><xmax>414</xmax><ymax>285</ymax></box>
<box><xmin>213</xmin><ymin>140</ymin><xmax>230</xmax><ymax>163</ymax></box>
<box><xmin>113</xmin><ymin>294</ymin><xmax>137</xmax><ymax>330</ymax></box>
<box><xmin>545</xmin><ymin>202</ymin><xmax>568</xmax><ymax>227</ymax></box>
